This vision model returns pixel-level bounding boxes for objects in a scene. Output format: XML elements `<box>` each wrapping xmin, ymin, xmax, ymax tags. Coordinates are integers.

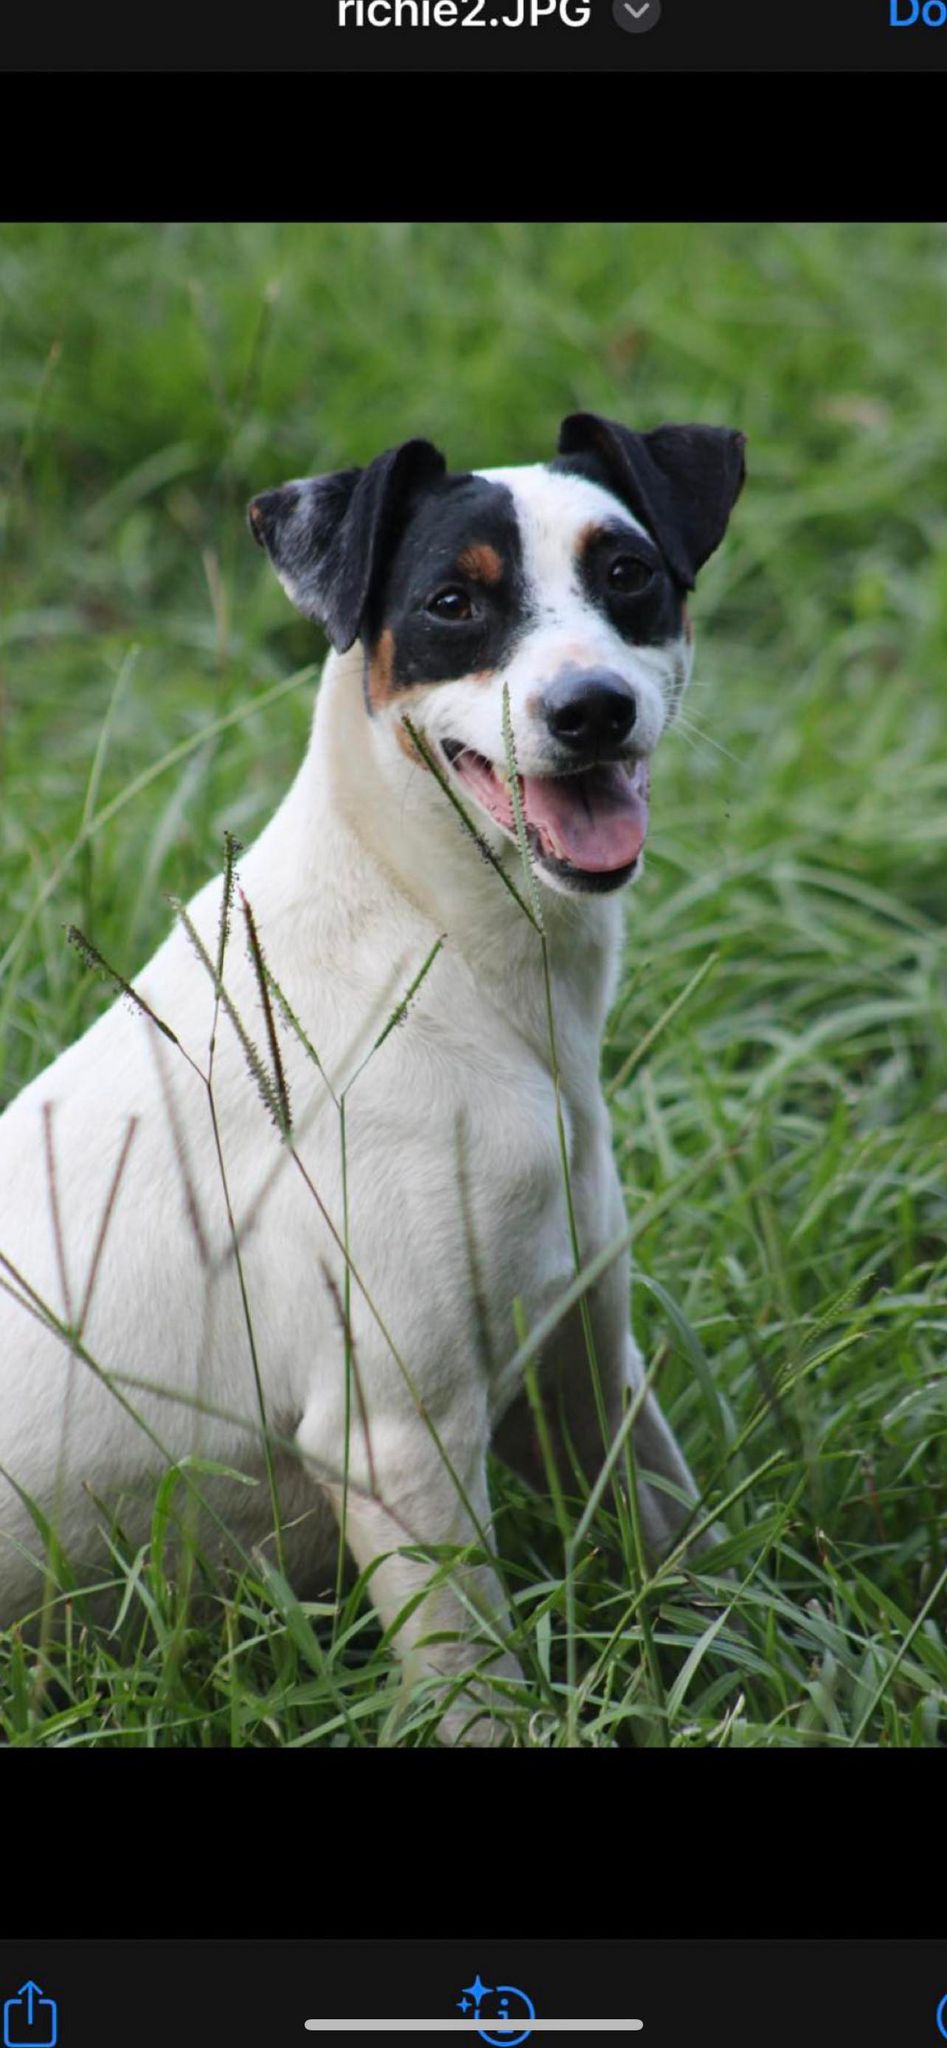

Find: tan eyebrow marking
<box><xmin>455</xmin><ymin>542</ymin><xmax>503</xmax><ymax>585</ymax></box>
<box><xmin>575</xmin><ymin>519</ymin><xmax>645</xmax><ymax>563</ymax></box>
<box><xmin>575</xmin><ymin>520</ymin><xmax>605</xmax><ymax>562</ymax></box>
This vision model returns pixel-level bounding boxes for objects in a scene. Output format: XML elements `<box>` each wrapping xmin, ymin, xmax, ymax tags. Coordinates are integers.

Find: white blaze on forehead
<box><xmin>474</xmin><ymin>463</ymin><xmax>654</xmax><ymax>613</ymax></box>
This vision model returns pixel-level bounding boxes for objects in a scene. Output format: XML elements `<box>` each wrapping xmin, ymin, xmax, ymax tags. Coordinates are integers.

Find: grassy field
<box><xmin>1</xmin><ymin>221</ymin><xmax>945</xmax><ymax>1747</ymax></box>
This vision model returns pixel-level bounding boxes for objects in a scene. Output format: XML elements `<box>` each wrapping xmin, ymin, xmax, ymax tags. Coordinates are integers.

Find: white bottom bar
<box><xmin>304</xmin><ymin>2022</ymin><xmax>642</xmax><ymax>2033</ymax></box>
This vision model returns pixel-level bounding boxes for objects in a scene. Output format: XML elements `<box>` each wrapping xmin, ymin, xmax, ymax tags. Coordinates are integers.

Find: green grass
<box><xmin>1</xmin><ymin>221</ymin><xmax>945</xmax><ymax>1747</ymax></box>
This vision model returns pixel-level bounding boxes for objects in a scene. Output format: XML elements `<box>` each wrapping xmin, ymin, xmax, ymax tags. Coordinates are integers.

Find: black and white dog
<box><xmin>0</xmin><ymin>413</ymin><xmax>745</xmax><ymax>1740</ymax></box>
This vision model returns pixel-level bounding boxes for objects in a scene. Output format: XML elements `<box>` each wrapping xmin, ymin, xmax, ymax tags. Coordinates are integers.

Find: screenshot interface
<box><xmin>1</xmin><ymin>1939</ymin><xmax>945</xmax><ymax>2044</ymax></box>
<box><xmin>2</xmin><ymin>79</ymin><xmax>941</xmax><ymax>2048</ymax></box>
<box><xmin>320</xmin><ymin>0</ymin><xmax>947</xmax><ymax>67</ymax></box>
<box><xmin>9</xmin><ymin>0</ymin><xmax>947</xmax><ymax>68</ymax></box>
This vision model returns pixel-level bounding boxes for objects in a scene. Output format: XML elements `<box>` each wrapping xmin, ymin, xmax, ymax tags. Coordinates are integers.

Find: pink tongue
<box><xmin>521</xmin><ymin>760</ymin><xmax>650</xmax><ymax>872</ymax></box>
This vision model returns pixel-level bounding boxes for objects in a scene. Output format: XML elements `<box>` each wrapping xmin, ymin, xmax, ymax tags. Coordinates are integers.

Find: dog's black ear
<box><xmin>248</xmin><ymin>438</ymin><xmax>447</xmax><ymax>651</ymax></box>
<box><xmin>557</xmin><ymin>413</ymin><xmax>746</xmax><ymax>591</ymax></box>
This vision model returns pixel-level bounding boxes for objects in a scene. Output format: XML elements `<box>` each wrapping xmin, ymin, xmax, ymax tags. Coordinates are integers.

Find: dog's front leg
<box><xmin>496</xmin><ymin>1311</ymin><xmax>711</xmax><ymax>1566</ymax></box>
<box><xmin>494</xmin><ymin>1131</ymin><xmax>719</xmax><ymax>1568</ymax></box>
<box><xmin>304</xmin><ymin>1403</ymin><xmax>525</xmax><ymax>1746</ymax></box>
<box><xmin>621</xmin><ymin>1332</ymin><xmax>718</xmax><ymax>1562</ymax></box>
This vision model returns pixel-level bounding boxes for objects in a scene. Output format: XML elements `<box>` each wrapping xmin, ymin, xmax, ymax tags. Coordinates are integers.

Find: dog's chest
<box><xmin>333</xmin><ymin>942</ymin><xmax>604</xmax><ymax>1370</ymax></box>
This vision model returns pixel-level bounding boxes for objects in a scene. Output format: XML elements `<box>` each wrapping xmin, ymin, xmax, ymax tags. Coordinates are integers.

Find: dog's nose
<box><xmin>544</xmin><ymin>670</ymin><xmax>637</xmax><ymax>754</ymax></box>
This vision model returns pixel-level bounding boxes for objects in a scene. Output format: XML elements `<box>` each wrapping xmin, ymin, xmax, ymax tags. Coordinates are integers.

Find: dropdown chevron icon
<box><xmin>613</xmin><ymin>0</ymin><xmax>662</xmax><ymax>29</ymax></box>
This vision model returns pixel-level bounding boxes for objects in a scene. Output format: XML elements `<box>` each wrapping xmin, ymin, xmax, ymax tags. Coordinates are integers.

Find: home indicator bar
<box><xmin>305</xmin><ymin>1975</ymin><xmax>643</xmax><ymax>2035</ymax></box>
<box><xmin>304</xmin><ymin>2024</ymin><xmax>644</xmax><ymax>2034</ymax></box>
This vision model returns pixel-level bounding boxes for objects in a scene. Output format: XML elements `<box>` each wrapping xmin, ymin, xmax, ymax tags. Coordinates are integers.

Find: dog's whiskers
<box><xmin>674</xmin><ymin>711</ymin><xmax>743</xmax><ymax>767</ymax></box>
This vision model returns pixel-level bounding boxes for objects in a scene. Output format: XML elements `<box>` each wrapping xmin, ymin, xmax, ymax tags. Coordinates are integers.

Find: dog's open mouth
<box><xmin>440</xmin><ymin>740</ymin><xmax>650</xmax><ymax>886</ymax></box>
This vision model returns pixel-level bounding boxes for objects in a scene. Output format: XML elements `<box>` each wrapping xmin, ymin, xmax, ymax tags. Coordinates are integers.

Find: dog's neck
<box><xmin>285</xmin><ymin>647</ymin><xmax>625</xmax><ymax>1052</ymax></box>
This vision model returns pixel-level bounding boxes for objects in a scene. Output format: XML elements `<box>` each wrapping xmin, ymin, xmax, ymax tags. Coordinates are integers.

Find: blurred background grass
<box><xmin>1</xmin><ymin>222</ymin><xmax>945</xmax><ymax>1745</ymax></box>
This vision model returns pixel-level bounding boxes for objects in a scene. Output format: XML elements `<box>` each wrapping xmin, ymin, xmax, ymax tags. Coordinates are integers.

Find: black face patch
<box><xmin>362</xmin><ymin>473</ymin><xmax>529</xmax><ymax>712</ymax></box>
<box><xmin>574</xmin><ymin>517</ymin><xmax>685</xmax><ymax>648</ymax></box>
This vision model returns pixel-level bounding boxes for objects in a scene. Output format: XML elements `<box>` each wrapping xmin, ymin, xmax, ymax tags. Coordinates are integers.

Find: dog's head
<box><xmin>248</xmin><ymin>414</ymin><xmax>745</xmax><ymax>897</ymax></box>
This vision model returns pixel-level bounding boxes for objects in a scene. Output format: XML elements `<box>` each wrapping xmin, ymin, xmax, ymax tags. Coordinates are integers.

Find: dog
<box><xmin>0</xmin><ymin>411</ymin><xmax>745</xmax><ymax>1742</ymax></box>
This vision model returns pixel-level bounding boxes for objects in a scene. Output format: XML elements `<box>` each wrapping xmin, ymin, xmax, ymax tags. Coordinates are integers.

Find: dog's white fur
<box><xmin>0</xmin><ymin>466</ymin><xmax>706</xmax><ymax>1742</ymax></box>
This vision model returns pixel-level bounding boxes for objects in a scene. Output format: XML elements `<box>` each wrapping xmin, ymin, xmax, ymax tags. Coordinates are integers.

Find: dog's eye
<box><xmin>608</xmin><ymin>556</ymin><xmax>654</xmax><ymax>596</ymax></box>
<box><xmin>427</xmin><ymin>587</ymin><xmax>474</xmax><ymax>622</ymax></box>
